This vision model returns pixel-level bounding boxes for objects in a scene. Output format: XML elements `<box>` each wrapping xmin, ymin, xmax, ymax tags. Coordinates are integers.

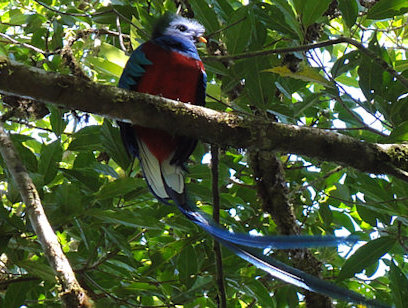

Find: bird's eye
<box><xmin>176</xmin><ymin>24</ymin><xmax>187</xmax><ymax>32</ymax></box>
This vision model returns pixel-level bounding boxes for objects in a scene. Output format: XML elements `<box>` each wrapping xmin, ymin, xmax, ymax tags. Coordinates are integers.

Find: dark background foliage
<box><xmin>1</xmin><ymin>0</ymin><xmax>408</xmax><ymax>307</ymax></box>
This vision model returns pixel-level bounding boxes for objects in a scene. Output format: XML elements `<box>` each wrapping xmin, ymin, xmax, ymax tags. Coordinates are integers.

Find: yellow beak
<box><xmin>198</xmin><ymin>36</ymin><xmax>207</xmax><ymax>44</ymax></box>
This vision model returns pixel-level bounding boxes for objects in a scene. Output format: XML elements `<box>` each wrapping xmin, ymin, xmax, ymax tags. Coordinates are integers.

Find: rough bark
<box><xmin>250</xmin><ymin>150</ymin><xmax>333</xmax><ymax>307</ymax></box>
<box><xmin>0</xmin><ymin>57</ymin><xmax>408</xmax><ymax>181</ymax></box>
<box><xmin>0</xmin><ymin>123</ymin><xmax>91</xmax><ymax>307</ymax></box>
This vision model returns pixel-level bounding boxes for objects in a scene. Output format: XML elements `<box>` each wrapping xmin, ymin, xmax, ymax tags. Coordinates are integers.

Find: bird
<box><xmin>117</xmin><ymin>13</ymin><xmax>388</xmax><ymax>308</ymax></box>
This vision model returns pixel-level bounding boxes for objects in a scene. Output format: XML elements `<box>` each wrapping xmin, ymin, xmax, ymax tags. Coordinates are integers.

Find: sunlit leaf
<box><xmin>338</xmin><ymin>237</ymin><xmax>396</xmax><ymax>281</ymax></box>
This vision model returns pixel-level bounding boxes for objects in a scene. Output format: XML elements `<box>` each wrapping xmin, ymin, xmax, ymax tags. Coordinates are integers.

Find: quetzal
<box><xmin>117</xmin><ymin>14</ymin><xmax>388</xmax><ymax>308</ymax></box>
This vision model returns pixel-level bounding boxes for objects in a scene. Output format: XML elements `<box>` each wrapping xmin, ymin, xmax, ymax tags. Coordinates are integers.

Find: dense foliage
<box><xmin>1</xmin><ymin>0</ymin><xmax>408</xmax><ymax>307</ymax></box>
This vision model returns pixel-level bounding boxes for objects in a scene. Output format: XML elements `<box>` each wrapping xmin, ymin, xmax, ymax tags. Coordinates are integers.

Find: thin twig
<box><xmin>112</xmin><ymin>7</ymin><xmax>149</xmax><ymax>38</ymax></box>
<box><xmin>204</xmin><ymin>36</ymin><xmax>408</xmax><ymax>90</ymax></box>
<box><xmin>33</xmin><ymin>0</ymin><xmax>111</xmax><ymax>17</ymax></box>
<box><xmin>116</xmin><ymin>15</ymin><xmax>127</xmax><ymax>52</ymax></box>
<box><xmin>211</xmin><ymin>145</ymin><xmax>227</xmax><ymax>308</ymax></box>
<box><xmin>0</xmin><ymin>32</ymin><xmax>47</xmax><ymax>55</ymax></box>
<box><xmin>206</xmin><ymin>17</ymin><xmax>246</xmax><ymax>38</ymax></box>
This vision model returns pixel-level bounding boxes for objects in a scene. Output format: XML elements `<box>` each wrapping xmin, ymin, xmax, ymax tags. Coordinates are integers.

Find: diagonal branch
<box><xmin>0</xmin><ymin>123</ymin><xmax>91</xmax><ymax>307</ymax></box>
<box><xmin>0</xmin><ymin>57</ymin><xmax>408</xmax><ymax>181</ymax></box>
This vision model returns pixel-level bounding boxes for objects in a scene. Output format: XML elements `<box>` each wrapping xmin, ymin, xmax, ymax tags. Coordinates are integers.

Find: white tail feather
<box><xmin>161</xmin><ymin>157</ymin><xmax>184</xmax><ymax>194</ymax></box>
<box><xmin>137</xmin><ymin>140</ymin><xmax>184</xmax><ymax>198</ymax></box>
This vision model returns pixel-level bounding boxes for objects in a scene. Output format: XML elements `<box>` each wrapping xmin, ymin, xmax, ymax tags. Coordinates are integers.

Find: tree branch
<box><xmin>211</xmin><ymin>146</ymin><xmax>227</xmax><ymax>308</ymax></box>
<box><xmin>204</xmin><ymin>36</ymin><xmax>408</xmax><ymax>90</ymax></box>
<box><xmin>0</xmin><ymin>57</ymin><xmax>407</xmax><ymax>181</ymax></box>
<box><xmin>0</xmin><ymin>122</ymin><xmax>91</xmax><ymax>307</ymax></box>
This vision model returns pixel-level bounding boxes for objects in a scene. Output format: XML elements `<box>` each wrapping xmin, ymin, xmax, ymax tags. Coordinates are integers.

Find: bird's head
<box><xmin>152</xmin><ymin>14</ymin><xmax>206</xmax><ymax>44</ymax></box>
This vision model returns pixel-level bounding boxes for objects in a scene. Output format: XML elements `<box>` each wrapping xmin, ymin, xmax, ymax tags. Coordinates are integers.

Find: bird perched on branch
<box><xmin>117</xmin><ymin>13</ymin><xmax>387</xmax><ymax>308</ymax></box>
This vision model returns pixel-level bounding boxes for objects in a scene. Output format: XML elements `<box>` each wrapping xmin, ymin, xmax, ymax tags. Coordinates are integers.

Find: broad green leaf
<box><xmin>332</xmin><ymin>211</ymin><xmax>355</xmax><ymax>232</ymax></box>
<box><xmin>264</xmin><ymin>65</ymin><xmax>333</xmax><ymax>88</ymax></box>
<box><xmin>54</xmin><ymin>183</ymin><xmax>84</xmax><ymax>216</ymax></box>
<box><xmin>243</xmin><ymin>279</ymin><xmax>274</xmax><ymax>307</ymax></box>
<box><xmin>224</xmin><ymin>7</ymin><xmax>251</xmax><ymax>54</ymax></box>
<box><xmin>130</xmin><ymin>15</ymin><xmax>143</xmax><ymax>50</ymax></box>
<box><xmin>10</xmin><ymin>135</ymin><xmax>38</xmax><ymax>173</ymax></box>
<box><xmin>271</xmin><ymin>0</ymin><xmax>303</xmax><ymax>39</ymax></box>
<box><xmin>4</xmin><ymin>281</ymin><xmax>32</xmax><ymax>308</ymax></box>
<box><xmin>101</xmin><ymin>120</ymin><xmax>131</xmax><ymax>171</ymax></box>
<box><xmin>60</xmin><ymin>168</ymin><xmax>102</xmax><ymax>191</ymax></box>
<box><xmin>2</xmin><ymin>9</ymin><xmax>27</xmax><ymax>25</ymax></box>
<box><xmin>103</xmin><ymin>226</ymin><xmax>135</xmax><ymax>261</ymax></box>
<box><xmin>177</xmin><ymin>245</ymin><xmax>198</xmax><ymax>288</ymax></box>
<box><xmin>356</xmin><ymin>203</ymin><xmax>378</xmax><ymax>226</ymax></box>
<box><xmin>338</xmin><ymin>237</ymin><xmax>396</xmax><ymax>281</ymax></box>
<box><xmin>338</xmin><ymin>0</ymin><xmax>359</xmax><ymax>28</ymax></box>
<box><xmin>389</xmin><ymin>261</ymin><xmax>408</xmax><ymax>308</ymax></box>
<box><xmin>16</xmin><ymin>260</ymin><xmax>56</xmax><ymax>283</ymax></box>
<box><xmin>92</xmin><ymin>8</ymin><xmax>116</xmax><ymax>24</ymax></box>
<box><xmin>367</xmin><ymin>0</ymin><xmax>408</xmax><ymax>19</ymax></box>
<box><xmin>85</xmin><ymin>56</ymin><xmax>123</xmax><ymax>78</ymax></box>
<box><xmin>48</xmin><ymin>105</ymin><xmax>67</xmax><ymax>136</ymax></box>
<box><xmin>91</xmin><ymin>162</ymin><xmax>119</xmax><ymax>178</ymax></box>
<box><xmin>68</xmin><ymin>125</ymin><xmax>103</xmax><ymax>151</ymax></box>
<box><xmin>331</xmin><ymin>50</ymin><xmax>360</xmax><ymax>78</ymax></box>
<box><xmin>318</xmin><ymin>203</ymin><xmax>333</xmax><ymax>225</ymax></box>
<box><xmin>190</xmin><ymin>0</ymin><xmax>220</xmax><ymax>34</ymax></box>
<box><xmin>386</xmin><ymin>120</ymin><xmax>408</xmax><ymax>143</ymax></box>
<box><xmin>87</xmin><ymin>208</ymin><xmax>162</xmax><ymax>229</ymax></box>
<box><xmin>330</xmin><ymin>183</ymin><xmax>352</xmax><ymax>201</ymax></box>
<box><xmin>300</xmin><ymin>0</ymin><xmax>332</xmax><ymax>28</ymax></box>
<box><xmin>38</xmin><ymin>139</ymin><xmax>63</xmax><ymax>185</ymax></box>
<box><xmin>358</xmin><ymin>54</ymin><xmax>385</xmax><ymax>101</ymax></box>
<box><xmin>94</xmin><ymin>177</ymin><xmax>142</xmax><ymax>200</ymax></box>
<box><xmin>99</xmin><ymin>42</ymin><xmax>128</xmax><ymax>68</ymax></box>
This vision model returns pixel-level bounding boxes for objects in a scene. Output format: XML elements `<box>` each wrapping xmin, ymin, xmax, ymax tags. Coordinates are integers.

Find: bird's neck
<box><xmin>153</xmin><ymin>35</ymin><xmax>200</xmax><ymax>60</ymax></box>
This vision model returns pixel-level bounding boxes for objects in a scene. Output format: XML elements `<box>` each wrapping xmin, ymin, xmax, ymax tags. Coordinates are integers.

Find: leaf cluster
<box><xmin>0</xmin><ymin>0</ymin><xmax>408</xmax><ymax>307</ymax></box>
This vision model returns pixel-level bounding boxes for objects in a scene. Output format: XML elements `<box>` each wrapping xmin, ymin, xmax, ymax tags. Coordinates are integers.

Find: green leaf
<box><xmin>265</xmin><ymin>65</ymin><xmax>333</xmax><ymax>87</ymax></box>
<box><xmin>48</xmin><ymin>105</ymin><xmax>67</xmax><ymax>136</ymax></box>
<box><xmin>338</xmin><ymin>0</ymin><xmax>359</xmax><ymax>28</ymax></box>
<box><xmin>68</xmin><ymin>125</ymin><xmax>103</xmax><ymax>151</ymax></box>
<box><xmin>331</xmin><ymin>50</ymin><xmax>360</xmax><ymax>78</ymax></box>
<box><xmin>98</xmin><ymin>42</ymin><xmax>128</xmax><ymax>68</ymax></box>
<box><xmin>38</xmin><ymin>140</ymin><xmax>63</xmax><ymax>185</ymax></box>
<box><xmin>130</xmin><ymin>15</ymin><xmax>143</xmax><ymax>50</ymax></box>
<box><xmin>358</xmin><ymin>48</ymin><xmax>389</xmax><ymax>101</ymax></box>
<box><xmin>190</xmin><ymin>0</ymin><xmax>220</xmax><ymax>34</ymax></box>
<box><xmin>17</xmin><ymin>260</ymin><xmax>56</xmax><ymax>283</ymax></box>
<box><xmin>95</xmin><ymin>177</ymin><xmax>142</xmax><ymax>200</ymax></box>
<box><xmin>53</xmin><ymin>183</ymin><xmax>84</xmax><ymax>217</ymax></box>
<box><xmin>87</xmin><ymin>208</ymin><xmax>162</xmax><ymax>229</ymax></box>
<box><xmin>338</xmin><ymin>237</ymin><xmax>396</xmax><ymax>281</ymax></box>
<box><xmin>332</xmin><ymin>211</ymin><xmax>355</xmax><ymax>232</ymax></box>
<box><xmin>103</xmin><ymin>226</ymin><xmax>135</xmax><ymax>261</ymax></box>
<box><xmin>271</xmin><ymin>0</ymin><xmax>303</xmax><ymax>39</ymax></box>
<box><xmin>92</xmin><ymin>8</ymin><xmax>116</xmax><ymax>24</ymax></box>
<box><xmin>367</xmin><ymin>0</ymin><xmax>408</xmax><ymax>19</ymax></box>
<box><xmin>85</xmin><ymin>56</ymin><xmax>124</xmax><ymax>78</ymax></box>
<box><xmin>177</xmin><ymin>245</ymin><xmax>198</xmax><ymax>288</ymax></box>
<box><xmin>386</xmin><ymin>120</ymin><xmax>408</xmax><ymax>143</ymax></box>
<box><xmin>101</xmin><ymin>120</ymin><xmax>131</xmax><ymax>170</ymax></box>
<box><xmin>300</xmin><ymin>0</ymin><xmax>332</xmax><ymax>28</ymax></box>
<box><xmin>60</xmin><ymin>168</ymin><xmax>102</xmax><ymax>191</ymax></box>
<box><xmin>243</xmin><ymin>279</ymin><xmax>274</xmax><ymax>307</ymax></box>
<box><xmin>4</xmin><ymin>281</ymin><xmax>33</xmax><ymax>308</ymax></box>
<box><xmin>10</xmin><ymin>134</ymin><xmax>38</xmax><ymax>173</ymax></box>
<box><xmin>224</xmin><ymin>7</ymin><xmax>251</xmax><ymax>54</ymax></box>
<box><xmin>356</xmin><ymin>203</ymin><xmax>378</xmax><ymax>226</ymax></box>
<box><xmin>389</xmin><ymin>261</ymin><xmax>408</xmax><ymax>308</ymax></box>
